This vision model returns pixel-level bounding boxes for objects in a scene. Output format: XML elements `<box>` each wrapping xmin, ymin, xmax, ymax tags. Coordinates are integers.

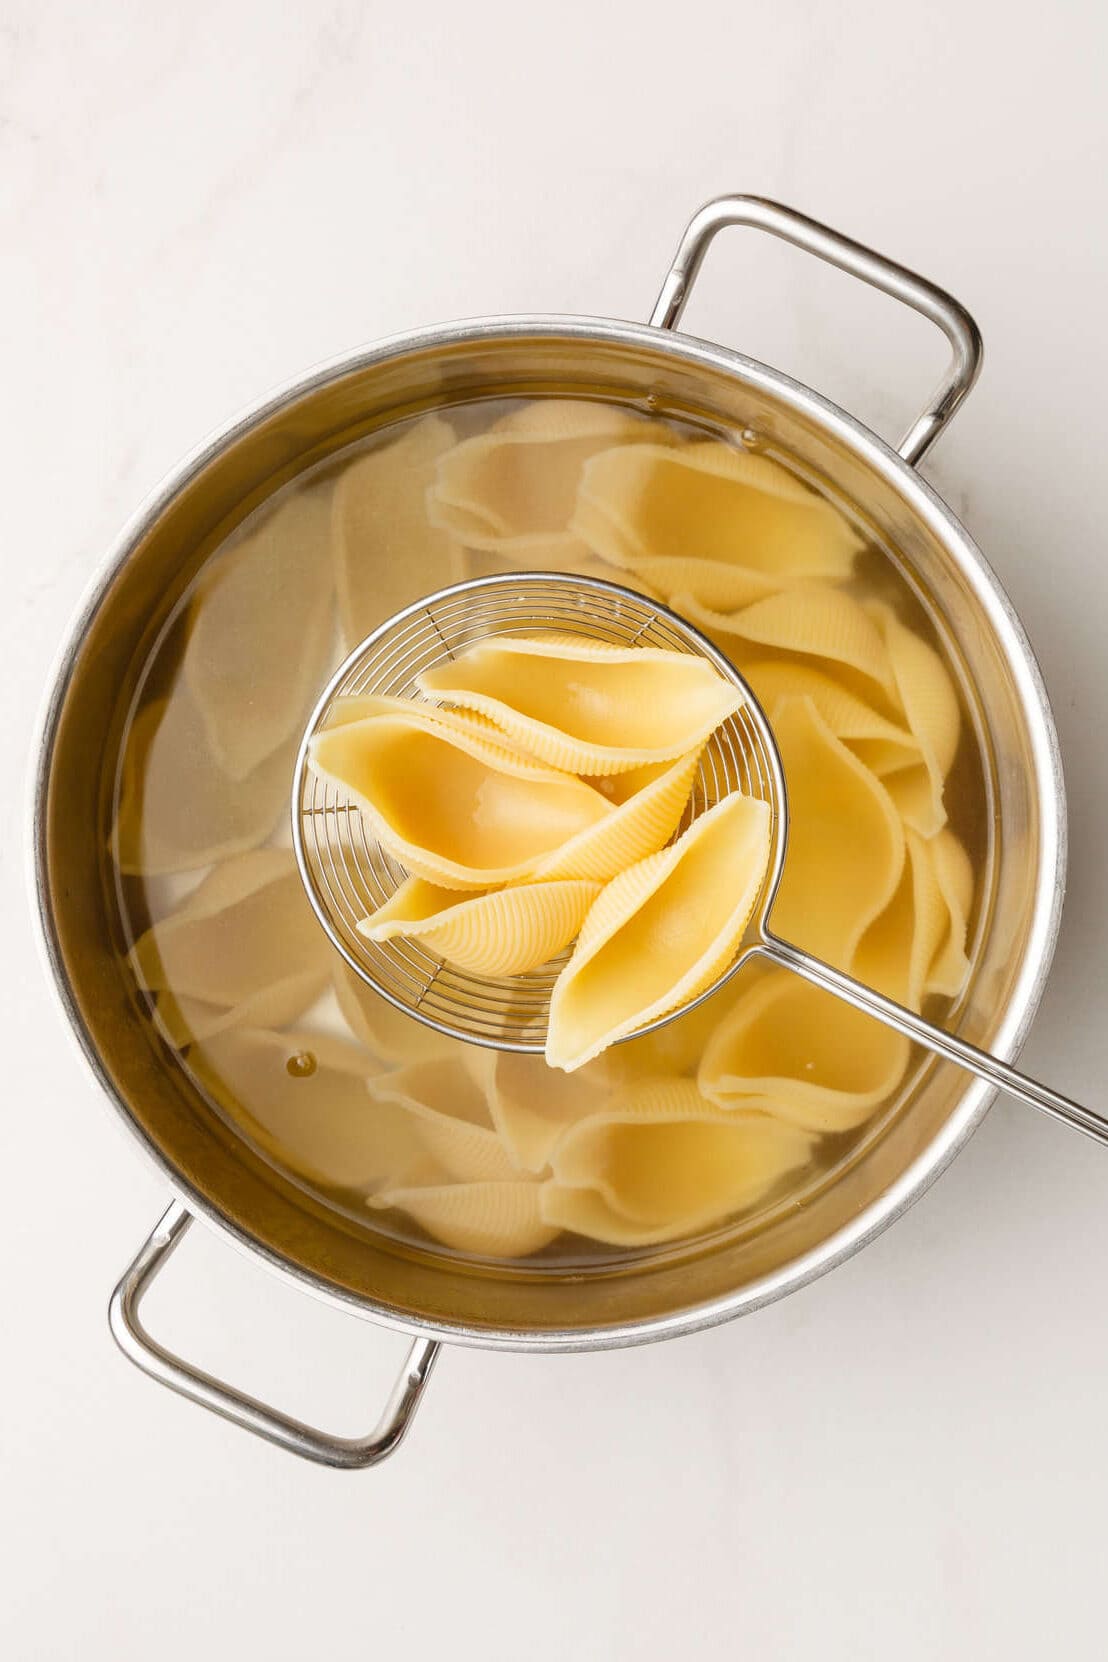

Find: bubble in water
<box><xmin>286</xmin><ymin>1049</ymin><xmax>318</xmax><ymax>1078</ymax></box>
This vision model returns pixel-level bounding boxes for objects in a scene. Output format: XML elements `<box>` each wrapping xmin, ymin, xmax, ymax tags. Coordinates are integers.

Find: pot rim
<box><xmin>31</xmin><ymin>312</ymin><xmax>1068</xmax><ymax>1353</ymax></box>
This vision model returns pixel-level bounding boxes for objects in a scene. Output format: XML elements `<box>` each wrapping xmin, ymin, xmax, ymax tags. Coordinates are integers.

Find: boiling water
<box><xmin>111</xmin><ymin>395</ymin><xmax>991</xmax><ymax>1270</ymax></box>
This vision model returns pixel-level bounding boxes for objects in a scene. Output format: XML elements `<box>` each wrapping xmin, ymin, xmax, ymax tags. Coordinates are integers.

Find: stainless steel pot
<box><xmin>32</xmin><ymin>196</ymin><xmax>1066</xmax><ymax>1468</ymax></box>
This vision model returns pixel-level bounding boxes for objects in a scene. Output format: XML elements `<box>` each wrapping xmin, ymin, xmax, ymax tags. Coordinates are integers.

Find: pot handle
<box><xmin>109</xmin><ymin>1200</ymin><xmax>440</xmax><ymax>1469</ymax></box>
<box><xmin>650</xmin><ymin>194</ymin><xmax>983</xmax><ymax>467</ymax></box>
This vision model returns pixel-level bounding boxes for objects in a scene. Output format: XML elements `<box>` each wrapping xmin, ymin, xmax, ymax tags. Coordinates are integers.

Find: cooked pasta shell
<box><xmin>770</xmin><ymin>697</ymin><xmax>905</xmax><ymax>969</ymax></box>
<box><xmin>333</xmin><ymin>414</ymin><xmax>460</xmax><ymax>647</ymax></box>
<box><xmin>189</xmin><ymin>1026</ymin><xmax>429</xmax><ymax>1191</ymax></box>
<box><xmin>542</xmin><ymin>1079</ymin><xmax>813</xmax><ymax>1243</ymax></box>
<box><xmin>367</xmin><ymin>1059</ymin><xmax>519</xmax><ymax>1182</ymax></box>
<box><xmin>572</xmin><ymin>441</ymin><xmax>862</xmax><ymax>609</ymax></box>
<box><xmin>183</xmin><ymin>486</ymin><xmax>335</xmax><ymax>781</ymax></box>
<box><xmin>129</xmin><ymin>849</ymin><xmax>331</xmax><ymax>1032</ymax></box>
<box><xmin>466</xmin><ymin>1048</ymin><xmax>611</xmax><ymax>1173</ymax></box>
<box><xmin>359</xmin><ymin>876</ymin><xmax>601</xmax><ymax>976</ymax></box>
<box><xmin>866</xmin><ymin>601</ymin><xmax>962</xmax><ymax>836</ymax></box>
<box><xmin>697</xmin><ymin>969</ymin><xmax>910</xmax><ymax>1132</ymax></box>
<box><xmin>154</xmin><ymin>972</ymin><xmax>329</xmax><ymax>1049</ymax></box>
<box><xmin>594</xmin><ymin>980</ymin><xmax>741</xmax><ymax>1087</ymax></box>
<box><xmin>369</xmin><ymin>1179</ymin><xmax>556</xmax><ymax>1258</ymax></box>
<box><xmin>530</xmin><ymin>748</ymin><xmax>701</xmax><ymax>881</ymax></box>
<box><xmin>114</xmin><ymin>688</ymin><xmax>293</xmax><ymax>875</ymax></box>
<box><xmin>676</xmin><ymin>588</ymin><xmax>897</xmax><ymax>699</ymax></box>
<box><xmin>852</xmin><ymin>826</ymin><xmax>973</xmax><ymax>1011</ymax></box>
<box><xmin>417</xmin><ymin>635</ymin><xmax>741</xmax><ymax>775</ymax></box>
<box><xmin>743</xmin><ymin>659</ymin><xmax>918</xmax><ymax>775</ymax></box>
<box><xmin>545</xmin><ymin>793</ymin><xmax>772</xmax><ymax>1071</ymax></box>
<box><xmin>426</xmin><ymin>400</ymin><xmax>658</xmax><ymax>566</ymax></box>
<box><xmin>333</xmin><ymin>963</ymin><xmax>466</xmax><ymax>1064</ymax></box>
<box><xmin>308</xmin><ymin>707</ymin><xmax>610</xmax><ymax>888</ymax></box>
<box><xmin>923</xmin><ymin>827</ymin><xmax>974</xmax><ymax>998</ymax></box>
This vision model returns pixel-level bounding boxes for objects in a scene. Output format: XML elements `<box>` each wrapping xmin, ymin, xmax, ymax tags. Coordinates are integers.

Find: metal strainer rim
<box><xmin>290</xmin><ymin>571</ymin><xmax>789</xmax><ymax>1054</ymax></box>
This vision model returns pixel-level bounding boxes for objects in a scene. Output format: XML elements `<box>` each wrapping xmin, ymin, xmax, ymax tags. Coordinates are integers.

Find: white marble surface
<box><xmin>5</xmin><ymin>2</ymin><xmax>1108</xmax><ymax>1655</ymax></box>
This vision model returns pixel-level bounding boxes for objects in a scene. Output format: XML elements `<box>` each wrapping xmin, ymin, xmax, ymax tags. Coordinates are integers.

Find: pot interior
<box><xmin>38</xmin><ymin>323</ymin><xmax>1063</xmax><ymax>1345</ymax></box>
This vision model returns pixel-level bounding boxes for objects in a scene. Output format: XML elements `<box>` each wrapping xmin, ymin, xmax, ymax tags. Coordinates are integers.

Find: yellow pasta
<box><xmin>130</xmin><ymin>849</ymin><xmax>330</xmax><ymax>1038</ymax></box>
<box><xmin>308</xmin><ymin>706</ymin><xmax>610</xmax><ymax>888</ymax></box>
<box><xmin>116</xmin><ymin>391</ymin><xmax>982</xmax><ymax>1266</ymax></box>
<box><xmin>572</xmin><ymin>441</ymin><xmax>862</xmax><ymax>608</ymax></box>
<box><xmin>183</xmin><ymin>487</ymin><xmax>335</xmax><ymax>781</ymax></box>
<box><xmin>770</xmin><ymin>697</ymin><xmax>904</xmax><ymax>968</ymax></box>
<box><xmin>426</xmin><ymin>400</ymin><xmax>658</xmax><ymax>567</ymax></box>
<box><xmin>698</xmin><ymin>969</ymin><xmax>910</xmax><ymax>1133</ymax></box>
<box><xmin>926</xmin><ymin>828</ymin><xmax>974</xmax><ymax>997</ymax></box>
<box><xmin>742</xmin><ymin>659</ymin><xmax>917</xmax><ymax>775</ymax></box>
<box><xmin>866</xmin><ymin>601</ymin><xmax>962</xmax><ymax>836</ymax></box>
<box><xmin>369</xmin><ymin>1179</ymin><xmax>556</xmax><ymax>1257</ymax></box>
<box><xmin>545</xmin><ymin>793</ymin><xmax>772</xmax><ymax>1071</ymax></box>
<box><xmin>417</xmin><ymin>634</ymin><xmax>741</xmax><ymax>775</ymax></box>
<box><xmin>359</xmin><ymin>876</ymin><xmax>602</xmax><ymax>977</ymax></box>
<box><xmin>333</xmin><ymin>414</ymin><xmax>461</xmax><ymax>647</ymax></box>
<box><xmin>542</xmin><ymin>1079</ymin><xmax>814</xmax><ymax>1244</ymax></box>
<box><xmin>526</xmin><ymin>748</ymin><xmax>701</xmax><ymax>881</ymax></box>
<box><xmin>677</xmin><ymin>587</ymin><xmax>897</xmax><ymax>698</ymax></box>
<box><xmin>333</xmin><ymin>964</ymin><xmax>466</xmax><ymax>1064</ymax></box>
<box><xmin>467</xmin><ymin>1048</ymin><xmax>611</xmax><ymax>1172</ymax></box>
<box><xmin>699</xmin><ymin>829</ymin><xmax>973</xmax><ymax>1133</ymax></box>
<box><xmin>367</xmin><ymin>1059</ymin><xmax>520</xmax><ymax>1182</ymax></box>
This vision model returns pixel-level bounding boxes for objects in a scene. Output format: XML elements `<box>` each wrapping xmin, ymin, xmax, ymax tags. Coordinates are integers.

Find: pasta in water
<box><xmin>417</xmin><ymin>634</ymin><xmax>742</xmax><ymax>775</ymax></box>
<box><xmin>115</xmin><ymin>395</ymin><xmax>982</xmax><ymax>1266</ymax></box>
<box><xmin>545</xmin><ymin>794</ymin><xmax>772</xmax><ymax>1071</ymax></box>
<box><xmin>426</xmin><ymin>400</ymin><xmax>660</xmax><ymax>568</ymax></box>
<box><xmin>333</xmin><ymin>414</ymin><xmax>461</xmax><ymax>646</ymax></box>
<box><xmin>184</xmin><ymin>487</ymin><xmax>336</xmax><ymax>781</ymax></box>
<box><xmin>572</xmin><ymin>441</ymin><xmax>863</xmax><ymax>608</ymax></box>
<box><xmin>130</xmin><ymin>849</ymin><xmax>332</xmax><ymax>1045</ymax></box>
<box><xmin>543</xmin><ymin>1079</ymin><xmax>814</xmax><ymax>1245</ymax></box>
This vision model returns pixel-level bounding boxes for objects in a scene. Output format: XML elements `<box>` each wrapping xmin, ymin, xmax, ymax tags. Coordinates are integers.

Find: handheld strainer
<box><xmin>293</xmin><ymin>572</ymin><xmax>1104</xmax><ymax>1148</ymax></box>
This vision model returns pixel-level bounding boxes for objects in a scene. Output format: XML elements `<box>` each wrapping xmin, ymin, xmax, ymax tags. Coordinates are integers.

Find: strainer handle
<box><xmin>650</xmin><ymin>194</ymin><xmax>983</xmax><ymax>467</ymax></box>
<box><xmin>108</xmin><ymin>1200</ymin><xmax>441</xmax><ymax>1469</ymax></box>
<box><xmin>758</xmin><ymin>936</ymin><xmax>1108</xmax><ymax>1148</ymax></box>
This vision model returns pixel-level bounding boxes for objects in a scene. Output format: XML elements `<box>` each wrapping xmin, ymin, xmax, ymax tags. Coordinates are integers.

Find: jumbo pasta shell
<box><xmin>417</xmin><ymin>635</ymin><xmax>741</xmax><ymax>775</ymax></box>
<box><xmin>697</xmin><ymin>969</ymin><xmax>910</xmax><ymax>1133</ymax></box>
<box><xmin>530</xmin><ymin>748</ymin><xmax>701</xmax><ymax>882</ymax></box>
<box><xmin>113</xmin><ymin>690</ymin><xmax>293</xmax><ymax>875</ymax></box>
<box><xmin>129</xmin><ymin>848</ymin><xmax>331</xmax><ymax>1031</ymax></box>
<box><xmin>866</xmin><ymin>601</ymin><xmax>962</xmax><ymax>836</ymax></box>
<box><xmin>770</xmin><ymin>697</ymin><xmax>905</xmax><ymax>969</ymax></box>
<box><xmin>571</xmin><ymin>441</ymin><xmax>862</xmax><ymax>604</ymax></box>
<box><xmin>542</xmin><ymin>1078</ymin><xmax>813</xmax><ymax>1243</ymax></box>
<box><xmin>545</xmin><ymin>793</ymin><xmax>772</xmax><ymax>1071</ymax></box>
<box><xmin>333</xmin><ymin>964</ymin><xmax>466</xmax><ymax>1064</ymax></box>
<box><xmin>359</xmin><ymin>877</ymin><xmax>602</xmax><ymax>977</ymax></box>
<box><xmin>333</xmin><ymin>414</ymin><xmax>461</xmax><ymax>648</ymax></box>
<box><xmin>742</xmin><ymin>660</ymin><xmax>918</xmax><ymax>775</ymax></box>
<box><xmin>183</xmin><ymin>485</ymin><xmax>335</xmax><ymax>781</ymax></box>
<box><xmin>466</xmin><ymin>1048</ymin><xmax>610</xmax><ymax>1173</ymax></box>
<box><xmin>676</xmin><ymin>587</ymin><xmax>897</xmax><ymax>699</ymax></box>
<box><xmin>425</xmin><ymin>399</ymin><xmax>659</xmax><ymax>565</ymax></box>
<box><xmin>369</xmin><ymin>1180</ymin><xmax>556</xmax><ymax>1257</ymax></box>
<box><xmin>308</xmin><ymin>706</ymin><xmax>610</xmax><ymax>888</ymax></box>
<box><xmin>367</xmin><ymin>1059</ymin><xmax>519</xmax><ymax>1182</ymax></box>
